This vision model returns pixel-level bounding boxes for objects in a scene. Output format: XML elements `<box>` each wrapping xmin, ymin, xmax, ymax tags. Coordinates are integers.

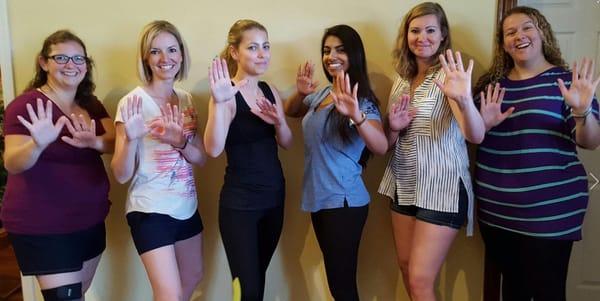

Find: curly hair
<box><xmin>25</xmin><ymin>30</ymin><xmax>98</xmax><ymax>113</ymax></box>
<box><xmin>392</xmin><ymin>2</ymin><xmax>451</xmax><ymax>80</ymax></box>
<box><xmin>474</xmin><ymin>6</ymin><xmax>568</xmax><ymax>94</ymax></box>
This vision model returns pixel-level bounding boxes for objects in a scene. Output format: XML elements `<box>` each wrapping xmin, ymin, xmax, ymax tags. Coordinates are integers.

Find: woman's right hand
<box><xmin>388</xmin><ymin>94</ymin><xmax>416</xmax><ymax>132</ymax></box>
<box><xmin>209</xmin><ymin>58</ymin><xmax>246</xmax><ymax>103</ymax></box>
<box><xmin>121</xmin><ymin>95</ymin><xmax>148</xmax><ymax>141</ymax></box>
<box><xmin>16</xmin><ymin>98</ymin><xmax>68</xmax><ymax>149</ymax></box>
<box><xmin>479</xmin><ymin>83</ymin><xmax>514</xmax><ymax>131</ymax></box>
<box><xmin>296</xmin><ymin>61</ymin><xmax>318</xmax><ymax>96</ymax></box>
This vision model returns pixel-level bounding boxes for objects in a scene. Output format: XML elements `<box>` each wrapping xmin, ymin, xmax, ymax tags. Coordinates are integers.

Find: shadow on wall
<box><xmin>87</xmin><ymin>43</ymin><xmax>485</xmax><ymax>301</ymax></box>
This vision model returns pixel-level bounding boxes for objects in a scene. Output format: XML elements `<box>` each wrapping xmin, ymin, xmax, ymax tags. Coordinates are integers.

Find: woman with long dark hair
<box><xmin>285</xmin><ymin>24</ymin><xmax>387</xmax><ymax>301</ymax></box>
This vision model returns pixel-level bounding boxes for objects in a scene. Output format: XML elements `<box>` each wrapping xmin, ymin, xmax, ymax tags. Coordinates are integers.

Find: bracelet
<box><xmin>173</xmin><ymin>138</ymin><xmax>188</xmax><ymax>150</ymax></box>
<box><xmin>571</xmin><ymin>106</ymin><xmax>592</xmax><ymax>119</ymax></box>
<box><xmin>350</xmin><ymin>112</ymin><xmax>367</xmax><ymax>127</ymax></box>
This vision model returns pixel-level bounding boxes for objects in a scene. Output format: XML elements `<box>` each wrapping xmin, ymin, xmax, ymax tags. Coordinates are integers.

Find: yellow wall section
<box><xmin>7</xmin><ymin>0</ymin><xmax>496</xmax><ymax>300</ymax></box>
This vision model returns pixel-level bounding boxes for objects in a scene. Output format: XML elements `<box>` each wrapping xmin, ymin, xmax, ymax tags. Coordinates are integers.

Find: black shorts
<box><xmin>127</xmin><ymin>211</ymin><xmax>203</xmax><ymax>255</ymax></box>
<box><xmin>8</xmin><ymin>222</ymin><xmax>106</xmax><ymax>276</ymax></box>
<box><xmin>391</xmin><ymin>180</ymin><xmax>468</xmax><ymax>229</ymax></box>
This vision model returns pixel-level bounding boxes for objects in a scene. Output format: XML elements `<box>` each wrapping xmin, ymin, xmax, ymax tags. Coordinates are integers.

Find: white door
<box><xmin>518</xmin><ymin>1</ymin><xmax>600</xmax><ymax>300</ymax></box>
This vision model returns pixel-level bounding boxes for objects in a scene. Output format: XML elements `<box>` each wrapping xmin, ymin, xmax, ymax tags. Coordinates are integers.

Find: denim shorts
<box><xmin>8</xmin><ymin>222</ymin><xmax>106</xmax><ymax>276</ymax></box>
<box><xmin>127</xmin><ymin>211</ymin><xmax>203</xmax><ymax>255</ymax></box>
<box><xmin>390</xmin><ymin>180</ymin><xmax>468</xmax><ymax>229</ymax></box>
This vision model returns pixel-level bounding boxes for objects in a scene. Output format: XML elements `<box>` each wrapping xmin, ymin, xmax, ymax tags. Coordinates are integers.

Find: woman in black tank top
<box><xmin>203</xmin><ymin>19</ymin><xmax>292</xmax><ymax>301</ymax></box>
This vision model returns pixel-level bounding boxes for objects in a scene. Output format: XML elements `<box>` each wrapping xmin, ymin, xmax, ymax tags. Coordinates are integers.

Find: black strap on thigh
<box><xmin>41</xmin><ymin>282</ymin><xmax>82</xmax><ymax>300</ymax></box>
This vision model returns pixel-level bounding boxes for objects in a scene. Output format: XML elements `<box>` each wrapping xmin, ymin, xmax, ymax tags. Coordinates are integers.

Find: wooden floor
<box><xmin>0</xmin><ymin>230</ymin><xmax>23</xmax><ymax>301</ymax></box>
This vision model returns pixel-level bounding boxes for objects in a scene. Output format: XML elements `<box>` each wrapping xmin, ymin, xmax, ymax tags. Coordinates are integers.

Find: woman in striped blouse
<box><xmin>474</xmin><ymin>6</ymin><xmax>600</xmax><ymax>300</ymax></box>
<box><xmin>378</xmin><ymin>2</ymin><xmax>486</xmax><ymax>300</ymax></box>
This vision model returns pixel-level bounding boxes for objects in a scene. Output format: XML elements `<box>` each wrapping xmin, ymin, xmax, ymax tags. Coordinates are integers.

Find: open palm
<box><xmin>209</xmin><ymin>58</ymin><xmax>245</xmax><ymax>103</ymax></box>
<box><xmin>17</xmin><ymin>98</ymin><xmax>67</xmax><ymax>149</ymax></box>
<box><xmin>435</xmin><ymin>49</ymin><xmax>474</xmax><ymax>105</ymax></box>
<box><xmin>121</xmin><ymin>95</ymin><xmax>148</xmax><ymax>141</ymax></box>
<box><xmin>558</xmin><ymin>58</ymin><xmax>600</xmax><ymax>114</ymax></box>
<box><xmin>389</xmin><ymin>94</ymin><xmax>415</xmax><ymax>131</ymax></box>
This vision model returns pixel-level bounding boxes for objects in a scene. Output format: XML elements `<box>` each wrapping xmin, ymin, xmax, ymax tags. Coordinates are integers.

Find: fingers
<box><xmin>491</xmin><ymin>83</ymin><xmax>500</xmax><ymax>103</ymax></box>
<box><xmin>61</xmin><ymin>136</ymin><xmax>78</xmax><ymax>147</ymax></box>
<box><xmin>454</xmin><ymin>51</ymin><xmax>464</xmax><ymax>72</ymax></box>
<box><xmin>446</xmin><ymin>49</ymin><xmax>457</xmax><ymax>72</ymax></box>
<box><xmin>25</xmin><ymin>103</ymin><xmax>38</xmax><ymax>123</ymax></box>
<box><xmin>557</xmin><ymin>78</ymin><xmax>568</xmax><ymax>97</ymax></box>
<box><xmin>55</xmin><ymin>116</ymin><xmax>68</xmax><ymax>132</ymax></box>
<box><xmin>439</xmin><ymin>51</ymin><xmax>450</xmax><ymax>72</ymax></box>
<box><xmin>16</xmin><ymin>115</ymin><xmax>33</xmax><ymax>130</ymax></box>
<box><xmin>498</xmin><ymin>87</ymin><xmax>506</xmax><ymax>104</ymax></box>
<box><xmin>36</xmin><ymin>98</ymin><xmax>46</xmax><ymax>120</ymax></box>
<box><xmin>45</xmin><ymin>99</ymin><xmax>53</xmax><ymax>120</ymax></box>
<box><xmin>64</xmin><ymin>116</ymin><xmax>77</xmax><ymax>135</ymax></box>
<box><xmin>502</xmin><ymin>107</ymin><xmax>516</xmax><ymax>119</ymax></box>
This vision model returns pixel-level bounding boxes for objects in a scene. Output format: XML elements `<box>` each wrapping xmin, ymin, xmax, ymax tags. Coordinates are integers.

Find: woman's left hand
<box><xmin>435</xmin><ymin>49</ymin><xmax>474</xmax><ymax>106</ymax></box>
<box><xmin>255</xmin><ymin>97</ymin><xmax>285</xmax><ymax>126</ymax></box>
<box><xmin>331</xmin><ymin>71</ymin><xmax>362</xmax><ymax>122</ymax></box>
<box><xmin>61</xmin><ymin>114</ymin><xmax>100</xmax><ymax>149</ymax></box>
<box><xmin>558</xmin><ymin>58</ymin><xmax>600</xmax><ymax>114</ymax></box>
<box><xmin>149</xmin><ymin>103</ymin><xmax>186</xmax><ymax>148</ymax></box>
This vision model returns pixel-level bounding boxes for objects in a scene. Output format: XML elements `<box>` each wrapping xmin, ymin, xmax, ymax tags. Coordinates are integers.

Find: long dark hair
<box><xmin>320</xmin><ymin>24</ymin><xmax>379</xmax><ymax>166</ymax></box>
<box><xmin>25</xmin><ymin>30</ymin><xmax>101</xmax><ymax>114</ymax></box>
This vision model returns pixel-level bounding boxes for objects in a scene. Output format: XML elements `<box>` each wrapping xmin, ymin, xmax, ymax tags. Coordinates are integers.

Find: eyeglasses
<box><xmin>47</xmin><ymin>54</ymin><xmax>88</xmax><ymax>65</ymax></box>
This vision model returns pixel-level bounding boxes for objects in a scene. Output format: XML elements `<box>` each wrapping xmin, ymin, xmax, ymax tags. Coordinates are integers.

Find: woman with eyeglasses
<box><xmin>111</xmin><ymin>21</ymin><xmax>206</xmax><ymax>301</ymax></box>
<box><xmin>1</xmin><ymin>30</ymin><xmax>114</xmax><ymax>300</ymax></box>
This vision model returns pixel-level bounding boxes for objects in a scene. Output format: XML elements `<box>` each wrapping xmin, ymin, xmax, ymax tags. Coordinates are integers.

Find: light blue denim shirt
<box><xmin>301</xmin><ymin>86</ymin><xmax>381</xmax><ymax>212</ymax></box>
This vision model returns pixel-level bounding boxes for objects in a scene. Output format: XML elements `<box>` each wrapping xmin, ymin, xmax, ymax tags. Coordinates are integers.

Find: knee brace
<box><xmin>41</xmin><ymin>283</ymin><xmax>82</xmax><ymax>301</ymax></box>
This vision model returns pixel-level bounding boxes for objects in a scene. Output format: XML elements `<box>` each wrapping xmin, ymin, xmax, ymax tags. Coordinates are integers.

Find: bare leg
<box><xmin>390</xmin><ymin>210</ymin><xmax>416</xmax><ymax>297</ymax></box>
<box><xmin>174</xmin><ymin>233</ymin><xmax>204</xmax><ymax>301</ymax></box>
<box><xmin>408</xmin><ymin>220</ymin><xmax>458</xmax><ymax>301</ymax></box>
<box><xmin>140</xmin><ymin>245</ymin><xmax>183</xmax><ymax>301</ymax></box>
<box><xmin>37</xmin><ymin>271</ymin><xmax>83</xmax><ymax>301</ymax></box>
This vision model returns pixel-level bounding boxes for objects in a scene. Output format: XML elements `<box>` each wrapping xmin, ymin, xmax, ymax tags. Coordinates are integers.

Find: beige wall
<box><xmin>7</xmin><ymin>0</ymin><xmax>496</xmax><ymax>300</ymax></box>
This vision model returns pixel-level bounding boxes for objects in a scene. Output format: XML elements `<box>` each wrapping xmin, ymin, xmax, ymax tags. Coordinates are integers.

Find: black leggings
<box><xmin>219</xmin><ymin>206</ymin><xmax>284</xmax><ymax>301</ymax></box>
<box><xmin>480</xmin><ymin>223</ymin><xmax>573</xmax><ymax>301</ymax></box>
<box><xmin>311</xmin><ymin>203</ymin><xmax>368</xmax><ymax>301</ymax></box>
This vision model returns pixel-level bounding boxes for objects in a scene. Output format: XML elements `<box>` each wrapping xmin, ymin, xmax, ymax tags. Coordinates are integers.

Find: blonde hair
<box><xmin>220</xmin><ymin>19</ymin><xmax>267</xmax><ymax>76</ymax></box>
<box><xmin>392</xmin><ymin>2</ymin><xmax>451</xmax><ymax>80</ymax></box>
<box><xmin>474</xmin><ymin>6</ymin><xmax>567</xmax><ymax>93</ymax></box>
<box><xmin>137</xmin><ymin>20</ymin><xmax>190</xmax><ymax>84</ymax></box>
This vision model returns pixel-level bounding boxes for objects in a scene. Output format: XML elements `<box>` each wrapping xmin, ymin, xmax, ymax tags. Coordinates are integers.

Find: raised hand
<box><xmin>389</xmin><ymin>94</ymin><xmax>416</xmax><ymax>132</ymax></box>
<box><xmin>209</xmin><ymin>58</ymin><xmax>246</xmax><ymax>103</ymax></box>
<box><xmin>17</xmin><ymin>98</ymin><xmax>68</xmax><ymax>149</ymax></box>
<box><xmin>435</xmin><ymin>49</ymin><xmax>474</xmax><ymax>105</ymax></box>
<box><xmin>254</xmin><ymin>97</ymin><xmax>285</xmax><ymax>126</ymax></box>
<box><xmin>61</xmin><ymin>113</ymin><xmax>99</xmax><ymax>149</ymax></box>
<box><xmin>149</xmin><ymin>103</ymin><xmax>186</xmax><ymax>147</ymax></box>
<box><xmin>121</xmin><ymin>95</ymin><xmax>148</xmax><ymax>141</ymax></box>
<box><xmin>558</xmin><ymin>58</ymin><xmax>600</xmax><ymax>115</ymax></box>
<box><xmin>479</xmin><ymin>83</ymin><xmax>514</xmax><ymax>130</ymax></box>
<box><xmin>297</xmin><ymin>61</ymin><xmax>318</xmax><ymax>96</ymax></box>
<box><xmin>330</xmin><ymin>71</ymin><xmax>361</xmax><ymax>121</ymax></box>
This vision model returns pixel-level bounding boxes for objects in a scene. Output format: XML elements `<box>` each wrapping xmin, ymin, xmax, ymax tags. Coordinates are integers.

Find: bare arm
<box><xmin>4</xmin><ymin>99</ymin><xmax>68</xmax><ymax>174</ymax></box>
<box><xmin>558</xmin><ymin>58</ymin><xmax>600</xmax><ymax>149</ymax></box>
<box><xmin>435</xmin><ymin>50</ymin><xmax>485</xmax><ymax>144</ymax></box>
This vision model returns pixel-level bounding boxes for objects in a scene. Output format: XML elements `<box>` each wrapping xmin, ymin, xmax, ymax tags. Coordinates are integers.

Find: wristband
<box><xmin>173</xmin><ymin>138</ymin><xmax>188</xmax><ymax>150</ymax></box>
<box><xmin>571</xmin><ymin>106</ymin><xmax>592</xmax><ymax>119</ymax></box>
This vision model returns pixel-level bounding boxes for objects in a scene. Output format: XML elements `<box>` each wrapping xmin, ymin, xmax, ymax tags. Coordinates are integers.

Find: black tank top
<box><xmin>219</xmin><ymin>81</ymin><xmax>285</xmax><ymax>209</ymax></box>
